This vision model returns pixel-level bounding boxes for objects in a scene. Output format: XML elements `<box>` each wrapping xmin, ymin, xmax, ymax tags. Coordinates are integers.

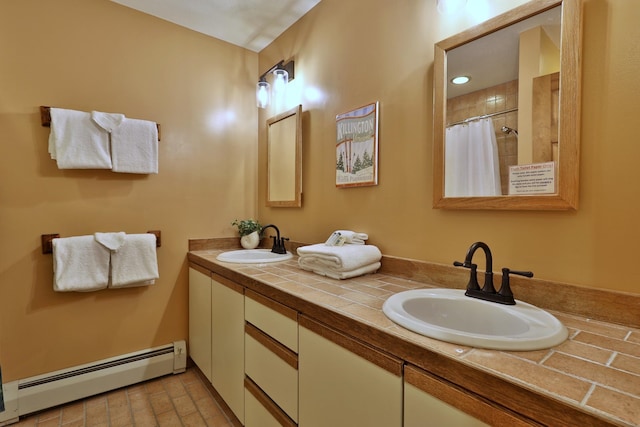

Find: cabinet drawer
<box><xmin>245</xmin><ymin>290</ymin><xmax>298</xmax><ymax>352</ymax></box>
<box><xmin>245</xmin><ymin>377</ymin><xmax>297</xmax><ymax>427</ymax></box>
<box><xmin>245</xmin><ymin>323</ymin><xmax>298</xmax><ymax>422</ymax></box>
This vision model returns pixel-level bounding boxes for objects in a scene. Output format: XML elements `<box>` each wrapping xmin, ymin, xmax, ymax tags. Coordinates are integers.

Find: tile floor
<box><xmin>11</xmin><ymin>368</ymin><xmax>234</xmax><ymax>427</ymax></box>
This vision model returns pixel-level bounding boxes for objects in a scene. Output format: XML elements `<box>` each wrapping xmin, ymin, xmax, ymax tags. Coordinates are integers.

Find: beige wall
<box><xmin>0</xmin><ymin>0</ymin><xmax>257</xmax><ymax>380</ymax></box>
<box><xmin>258</xmin><ymin>0</ymin><xmax>640</xmax><ymax>296</ymax></box>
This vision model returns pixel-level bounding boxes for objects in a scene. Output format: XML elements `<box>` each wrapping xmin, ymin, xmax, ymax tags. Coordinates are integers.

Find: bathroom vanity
<box><xmin>188</xmin><ymin>242</ymin><xmax>638</xmax><ymax>427</ymax></box>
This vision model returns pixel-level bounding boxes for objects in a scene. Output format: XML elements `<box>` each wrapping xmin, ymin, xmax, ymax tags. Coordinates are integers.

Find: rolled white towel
<box><xmin>297</xmin><ymin>244</ymin><xmax>381</xmax><ymax>272</ymax></box>
<box><xmin>335</xmin><ymin>230</ymin><xmax>368</xmax><ymax>245</ymax></box>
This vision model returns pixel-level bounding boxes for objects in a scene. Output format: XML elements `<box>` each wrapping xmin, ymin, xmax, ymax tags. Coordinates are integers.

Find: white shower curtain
<box><xmin>444</xmin><ymin>118</ymin><xmax>502</xmax><ymax>197</ymax></box>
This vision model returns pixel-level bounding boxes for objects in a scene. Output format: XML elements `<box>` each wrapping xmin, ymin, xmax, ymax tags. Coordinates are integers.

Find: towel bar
<box><xmin>40</xmin><ymin>106</ymin><xmax>161</xmax><ymax>141</ymax></box>
<box><xmin>41</xmin><ymin>230</ymin><xmax>161</xmax><ymax>254</ymax></box>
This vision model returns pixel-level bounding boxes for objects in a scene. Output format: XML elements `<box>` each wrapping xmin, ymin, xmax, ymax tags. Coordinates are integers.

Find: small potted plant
<box><xmin>232</xmin><ymin>219</ymin><xmax>262</xmax><ymax>249</ymax></box>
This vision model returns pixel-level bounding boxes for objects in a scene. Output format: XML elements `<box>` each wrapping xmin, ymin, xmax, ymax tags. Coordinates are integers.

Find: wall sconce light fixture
<box><xmin>256</xmin><ymin>59</ymin><xmax>295</xmax><ymax>109</ymax></box>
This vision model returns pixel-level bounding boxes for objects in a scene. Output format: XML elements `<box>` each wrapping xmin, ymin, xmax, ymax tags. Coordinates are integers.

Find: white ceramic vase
<box><xmin>240</xmin><ymin>231</ymin><xmax>260</xmax><ymax>249</ymax></box>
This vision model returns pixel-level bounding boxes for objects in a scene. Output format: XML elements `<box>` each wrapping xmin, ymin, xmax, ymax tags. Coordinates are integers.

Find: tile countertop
<box><xmin>188</xmin><ymin>249</ymin><xmax>640</xmax><ymax>427</ymax></box>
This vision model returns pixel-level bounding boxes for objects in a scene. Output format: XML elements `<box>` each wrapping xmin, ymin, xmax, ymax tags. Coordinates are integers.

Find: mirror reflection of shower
<box><xmin>501</xmin><ymin>126</ymin><xmax>518</xmax><ymax>137</ymax></box>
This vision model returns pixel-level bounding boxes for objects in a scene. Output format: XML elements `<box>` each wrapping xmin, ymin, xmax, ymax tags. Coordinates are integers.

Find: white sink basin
<box><xmin>382</xmin><ymin>288</ymin><xmax>567</xmax><ymax>351</ymax></box>
<box><xmin>216</xmin><ymin>249</ymin><xmax>293</xmax><ymax>264</ymax></box>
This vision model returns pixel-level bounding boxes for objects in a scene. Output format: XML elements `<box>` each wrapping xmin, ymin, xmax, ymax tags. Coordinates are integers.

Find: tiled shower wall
<box><xmin>447</xmin><ymin>80</ymin><xmax>519</xmax><ymax>195</ymax></box>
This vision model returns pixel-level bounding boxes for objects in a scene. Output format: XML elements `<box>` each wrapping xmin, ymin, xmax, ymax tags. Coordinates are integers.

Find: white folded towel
<box><xmin>297</xmin><ymin>244</ymin><xmax>382</xmax><ymax>272</ymax></box>
<box><xmin>335</xmin><ymin>230</ymin><xmax>369</xmax><ymax>245</ymax></box>
<box><xmin>52</xmin><ymin>236</ymin><xmax>110</xmax><ymax>292</ymax></box>
<box><xmin>94</xmin><ymin>231</ymin><xmax>126</xmax><ymax>251</ymax></box>
<box><xmin>110</xmin><ymin>233</ymin><xmax>159</xmax><ymax>288</ymax></box>
<box><xmin>110</xmin><ymin>118</ymin><xmax>158</xmax><ymax>174</ymax></box>
<box><xmin>299</xmin><ymin>261</ymin><xmax>381</xmax><ymax>280</ymax></box>
<box><xmin>91</xmin><ymin>111</ymin><xmax>125</xmax><ymax>132</ymax></box>
<box><xmin>48</xmin><ymin>108</ymin><xmax>112</xmax><ymax>169</ymax></box>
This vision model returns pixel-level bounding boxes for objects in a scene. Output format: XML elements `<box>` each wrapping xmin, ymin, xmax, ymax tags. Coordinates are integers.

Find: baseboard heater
<box><xmin>0</xmin><ymin>340</ymin><xmax>186</xmax><ymax>425</ymax></box>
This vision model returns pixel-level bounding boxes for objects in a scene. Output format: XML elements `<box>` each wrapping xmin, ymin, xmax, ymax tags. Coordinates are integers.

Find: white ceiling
<box><xmin>110</xmin><ymin>0</ymin><xmax>322</xmax><ymax>52</ymax></box>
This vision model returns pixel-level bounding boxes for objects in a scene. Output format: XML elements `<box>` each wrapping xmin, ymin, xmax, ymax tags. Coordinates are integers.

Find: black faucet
<box><xmin>261</xmin><ymin>224</ymin><xmax>289</xmax><ymax>254</ymax></box>
<box><xmin>454</xmin><ymin>242</ymin><xmax>533</xmax><ymax>305</ymax></box>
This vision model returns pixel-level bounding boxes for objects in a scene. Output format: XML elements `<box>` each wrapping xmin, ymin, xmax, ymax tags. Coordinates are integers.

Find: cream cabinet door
<box><xmin>404</xmin><ymin>365</ymin><xmax>533</xmax><ymax>427</ymax></box>
<box><xmin>188</xmin><ymin>266</ymin><xmax>211</xmax><ymax>381</ymax></box>
<box><xmin>405</xmin><ymin>382</ymin><xmax>490</xmax><ymax>427</ymax></box>
<box><xmin>210</xmin><ymin>273</ymin><xmax>245</xmax><ymax>425</ymax></box>
<box><xmin>298</xmin><ymin>316</ymin><xmax>402</xmax><ymax>427</ymax></box>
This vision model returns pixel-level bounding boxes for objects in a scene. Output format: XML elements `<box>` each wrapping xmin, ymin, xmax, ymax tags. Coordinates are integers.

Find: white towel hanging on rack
<box><xmin>52</xmin><ymin>236</ymin><xmax>111</xmax><ymax>292</ymax></box>
<box><xmin>109</xmin><ymin>233</ymin><xmax>159</xmax><ymax>288</ymax></box>
<box><xmin>48</xmin><ymin>108</ymin><xmax>112</xmax><ymax>169</ymax></box>
<box><xmin>110</xmin><ymin>118</ymin><xmax>159</xmax><ymax>174</ymax></box>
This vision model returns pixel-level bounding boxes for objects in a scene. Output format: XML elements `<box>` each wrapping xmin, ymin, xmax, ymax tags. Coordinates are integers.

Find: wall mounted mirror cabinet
<box><xmin>433</xmin><ymin>0</ymin><xmax>582</xmax><ymax>210</ymax></box>
<box><xmin>267</xmin><ymin>105</ymin><xmax>302</xmax><ymax>207</ymax></box>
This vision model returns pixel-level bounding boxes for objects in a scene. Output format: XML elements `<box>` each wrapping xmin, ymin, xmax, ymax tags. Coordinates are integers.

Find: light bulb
<box><xmin>272</xmin><ymin>69</ymin><xmax>289</xmax><ymax>94</ymax></box>
<box><xmin>451</xmin><ymin>76</ymin><xmax>470</xmax><ymax>85</ymax></box>
<box><xmin>256</xmin><ymin>81</ymin><xmax>270</xmax><ymax>108</ymax></box>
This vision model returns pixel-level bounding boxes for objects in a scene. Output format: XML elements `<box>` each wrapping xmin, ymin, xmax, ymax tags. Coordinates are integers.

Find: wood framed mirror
<box><xmin>267</xmin><ymin>105</ymin><xmax>302</xmax><ymax>207</ymax></box>
<box><xmin>433</xmin><ymin>0</ymin><xmax>582</xmax><ymax>210</ymax></box>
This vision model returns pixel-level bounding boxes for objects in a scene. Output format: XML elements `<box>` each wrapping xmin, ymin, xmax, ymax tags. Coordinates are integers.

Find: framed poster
<box><xmin>335</xmin><ymin>102</ymin><xmax>379</xmax><ymax>188</ymax></box>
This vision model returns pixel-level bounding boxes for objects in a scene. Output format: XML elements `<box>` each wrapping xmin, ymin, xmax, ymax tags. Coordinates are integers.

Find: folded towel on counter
<box><xmin>297</xmin><ymin>244</ymin><xmax>382</xmax><ymax>279</ymax></box>
<box><xmin>52</xmin><ymin>235</ymin><xmax>111</xmax><ymax>292</ymax></box>
<box><xmin>94</xmin><ymin>231</ymin><xmax>126</xmax><ymax>251</ymax></box>
<box><xmin>335</xmin><ymin>230</ymin><xmax>369</xmax><ymax>245</ymax></box>
<box><xmin>110</xmin><ymin>233</ymin><xmax>159</xmax><ymax>288</ymax></box>
<box><xmin>91</xmin><ymin>110</ymin><xmax>125</xmax><ymax>132</ymax></box>
<box><xmin>297</xmin><ymin>243</ymin><xmax>381</xmax><ymax>271</ymax></box>
<box><xmin>110</xmin><ymin>118</ymin><xmax>158</xmax><ymax>174</ymax></box>
<box><xmin>299</xmin><ymin>261</ymin><xmax>381</xmax><ymax>280</ymax></box>
<box><xmin>48</xmin><ymin>108</ymin><xmax>112</xmax><ymax>169</ymax></box>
